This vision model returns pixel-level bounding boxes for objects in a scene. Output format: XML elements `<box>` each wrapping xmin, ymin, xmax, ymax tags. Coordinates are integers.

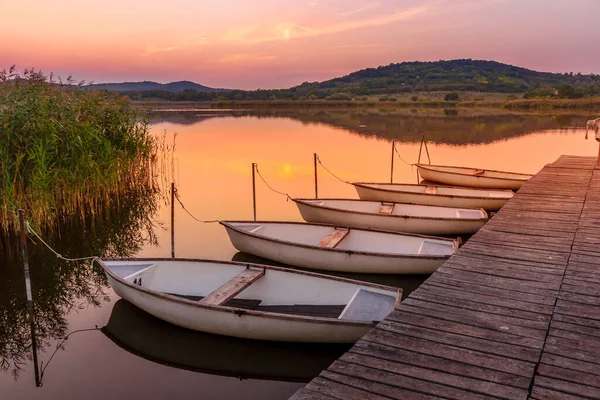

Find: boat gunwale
<box><xmin>220</xmin><ymin>220</ymin><xmax>457</xmax><ymax>260</ymax></box>
<box><xmin>292</xmin><ymin>198</ymin><xmax>489</xmax><ymax>222</ymax></box>
<box><xmin>98</xmin><ymin>257</ymin><xmax>398</xmax><ymax>327</ymax></box>
<box><xmin>415</xmin><ymin>164</ymin><xmax>533</xmax><ymax>181</ymax></box>
<box><xmin>352</xmin><ymin>182</ymin><xmax>515</xmax><ymax>201</ymax></box>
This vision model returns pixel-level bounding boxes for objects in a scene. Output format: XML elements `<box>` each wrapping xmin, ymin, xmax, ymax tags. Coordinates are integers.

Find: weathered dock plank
<box><xmin>290</xmin><ymin>156</ymin><xmax>600</xmax><ymax>400</ymax></box>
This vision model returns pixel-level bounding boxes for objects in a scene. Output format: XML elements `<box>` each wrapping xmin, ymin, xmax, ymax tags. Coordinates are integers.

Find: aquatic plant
<box><xmin>0</xmin><ymin>66</ymin><xmax>165</xmax><ymax>234</ymax></box>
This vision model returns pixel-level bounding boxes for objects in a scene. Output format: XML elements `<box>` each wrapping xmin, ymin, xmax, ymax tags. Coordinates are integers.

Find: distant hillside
<box><xmin>297</xmin><ymin>59</ymin><xmax>599</xmax><ymax>95</ymax></box>
<box><xmin>87</xmin><ymin>80</ymin><xmax>226</xmax><ymax>92</ymax></box>
<box><xmin>98</xmin><ymin>59</ymin><xmax>600</xmax><ymax>102</ymax></box>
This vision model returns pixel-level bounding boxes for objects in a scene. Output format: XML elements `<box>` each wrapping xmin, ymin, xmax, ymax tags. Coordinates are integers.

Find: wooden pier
<box><xmin>291</xmin><ymin>155</ymin><xmax>600</xmax><ymax>400</ymax></box>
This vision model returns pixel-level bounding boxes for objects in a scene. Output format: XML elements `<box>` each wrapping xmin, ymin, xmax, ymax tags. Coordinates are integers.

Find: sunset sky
<box><xmin>1</xmin><ymin>0</ymin><xmax>599</xmax><ymax>89</ymax></box>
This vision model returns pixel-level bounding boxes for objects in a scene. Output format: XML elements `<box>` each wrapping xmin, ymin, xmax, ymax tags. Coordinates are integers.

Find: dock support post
<box><xmin>18</xmin><ymin>210</ymin><xmax>41</xmax><ymax>387</ymax></box>
<box><xmin>252</xmin><ymin>163</ymin><xmax>257</xmax><ymax>221</ymax></box>
<box><xmin>390</xmin><ymin>140</ymin><xmax>395</xmax><ymax>183</ymax></box>
<box><xmin>171</xmin><ymin>182</ymin><xmax>175</xmax><ymax>258</ymax></box>
<box><xmin>314</xmin><ymin>153</ymin><xmax>319</xmax><ymax>199</ymax></box>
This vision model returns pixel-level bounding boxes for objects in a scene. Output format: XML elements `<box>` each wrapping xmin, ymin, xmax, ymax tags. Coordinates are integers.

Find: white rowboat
<box><xmin>294</xmin><ymin>199</ymin><xmax>488</xmax><ymax>235</ymax></box>
<box><xmin>416</xmin><ymin>164</ymin><xmax>532</xmax><ymax>190</ymax></box>
<box><xmin>221</xmin><ymin>221</ymin><xmax>458</xmax><ymax>274</ymax></box>
<box><xmin>353</xmin><ymin>182</ymin><xmax>513</xmax><ymax>210</ymax></box>
<box><xmin>99</xmin><ymin>258</ymin><xmax>400</xmax><ymax>343</ymax></box>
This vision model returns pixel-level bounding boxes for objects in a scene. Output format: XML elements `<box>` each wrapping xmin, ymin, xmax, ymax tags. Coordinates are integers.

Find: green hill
<box><xmin>107</xmin><ymin>59</ymin><xmax>600</xmax><ymax>102</ymax></box>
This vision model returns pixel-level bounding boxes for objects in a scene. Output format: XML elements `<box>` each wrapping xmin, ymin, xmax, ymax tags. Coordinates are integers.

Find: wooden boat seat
<box><xmin>338</xmin><ymin>289</ymin><xmax>398</xmax><ymax>322</ymax></box>
<box><xmin>472</xmin><ymin>169</ymin><xmax>485</xmax><ymax>175</ymax></box>
<box><xmin>424</xmin><ymin>186</ymin><xmax>437</xmax><ymax>194</ymax></box>
<box><xmin>317</xmin><ymin>228</ymin><xmax>349</xmax><ymax>248</ymax></box>
<box><xmin>200</xmin><ymin>268</ymin><xmax>265</xmax><ymax>306</ymax></box>
<box><xmin>378</xmin><ymin>202</ymin><xmax>394</xmax><ymax>214</ymax></box>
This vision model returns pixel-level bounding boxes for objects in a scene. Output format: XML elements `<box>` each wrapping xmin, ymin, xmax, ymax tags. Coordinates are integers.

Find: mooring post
<box><xmin>252</xmin><ymin>163</ymin><xmax>257</xmax><ymax>221</ymax></box>
<box><xmin>390</xmin><ymin>140</ymin><xmax>395</xmax><ymax>184</ymax></box>
<box><xmin>314</xmin><ymin>153</ymin><xmax>319</xmax><ymax>199</ymax></box>
<box><xmin>171</xmin><ymin>182</ymin><xmax>175</xmax><ymax>258</ymax></box>
<box><xmin>18</xmin><ymin>210</ymin><xmax>41</xmax><ymax>387</ymax></box>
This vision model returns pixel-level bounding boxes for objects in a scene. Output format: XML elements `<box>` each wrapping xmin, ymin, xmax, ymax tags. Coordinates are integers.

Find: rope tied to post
<box><xmin>173</xmin><ymin>186</ymin><xmax>219</xmax><ymax>223</ymax></box>
<box><xmin>392</xmin><ymin>142</ymin><xmax>415</xmax><ymax>168</ymax></box>
<box><xmin>316</xmin><ymin>155</ymin><xmax>351</xmax><ymax>185</ymax></box>
<box><xmin>25</xmin><ymin>221</ymin><xmax>100</xmax><ymax>263</ymax></box>
<box><xmin>254</xmin><ymin>164</ymin><xmax>293</xmax><ymax>201</ymax></box>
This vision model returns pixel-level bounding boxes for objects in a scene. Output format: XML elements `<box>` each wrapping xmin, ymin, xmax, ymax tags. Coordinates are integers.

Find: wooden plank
<box><xmin>328</xmin><ymin>360</ymin><xmax>501</xmax><ymax>400</ymax></box>
<box><xmin>351</xmin><ymin>340</ymin><xmax>531</xmax><ymax>389</ymax></box>
<box><xmin>424</xmin><ymin>186</ymin><xmax>436</xmax><ymax>194</ymax></box>
<box><xmin>317</xmin><ymin>228</ymin><xmax>349</xmax><ymax>248</ymax></box>
<box><xmin>435</xmin><ymin>267</ymin><xmax>561</xmax><ymax>293</ymax></box>
<box><xmin>199</xmin><ymin>268</ymin><xmax>264</xmax><ymax>306</ymax></box>
<box><xmin>417</xmin><ymin>283</ymin><xmax>555</xmax><ymax>315</ymax></box>
<box><xmin>401</xmin><ymin>297</ymin><xmax>549</xmax><ymax>331</ymax></box>
<box><xmin>318</xmin><ymin>372</ymin><xmax>438</xmax><ymax>400</ymax></box>
<box><xmin>378</xmin><ymin>202</ymin><xmax>394</xmax><ymax>215</ymax></box>
<box><xmin>408</xmin><ymin>290</ymin><xmax>551</xmax><ymax>326</ymax></box>
<box><xmin>363</xmin><ymin>328</ymin><xmax>535</xmax><ymax>378</ymax></box>
<box><xmin>377</xmin><ymin>320</ymin><xmax>540</xmax><ymax>362</ymax></box>
<box><xmin>423</xmin><ymin>277</ymin><xmax>558</xmax><ymax>306</ymax></box>
<box><xmin>534</xmin><ymin>376</ymin><xmax>600</xmax><ymax>399</ymax></box>
<box><xmin>340</xmin><ymin>351</ymin><xmax>528</xmax><ymax>399</ymax></box>
<box><xmin>541</xmin><ymin>353</ymin><xmax>600</xmax><ymax>377</ymax></box>
<box><xmin>386</xmin><ymin>310</ymin><xmax>545</xmax><ymax>349</ymax></box>
<box><xmin>302</xmin><ymin>377</ymin><xmax>392</xmax><ymax>400</ymax></box>
<box><xmin>530</xmin><ymin>386</ymin><xmax>595</xmax><ymax>400</ymax></box>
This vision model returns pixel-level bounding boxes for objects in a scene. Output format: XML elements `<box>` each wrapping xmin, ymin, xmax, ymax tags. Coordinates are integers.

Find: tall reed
<box><xmin>0</xmin><ymin>67</ymin><xmax>164</xmax><ymax>234</ymax></box>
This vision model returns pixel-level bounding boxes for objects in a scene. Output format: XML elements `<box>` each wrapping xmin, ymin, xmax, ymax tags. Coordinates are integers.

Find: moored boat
<box><xmin>221</xmin><ymin>221</ymin><xmax>458</xmax><ymax>274</ymax></box>
<box><xmin>353</xmin><ymin>182</ymin><xmax>513</xmax><ymax>210</ymax></box>
<box><xmin>293</xmin><ymin>198</ymin><xmax>488</xmax><ymax>235</ymax></box>
<box><xmin>98</xmin><ymin>258</ymin><xmax>400</xmax><ymax>343</ymax></box>
<box><xmin>415</xmin><ymin>164</ymin><xmax>532</xmax><ymax>190</ymax></box>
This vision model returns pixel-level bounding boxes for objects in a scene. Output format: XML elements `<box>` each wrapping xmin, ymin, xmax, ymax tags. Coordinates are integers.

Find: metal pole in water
<box><xmin>171</xmin><ymin>182</ymin><xmax>175</xmax><ymax>258</ymax></box>
<box><xmin>252</xmin><ymin>163</ymin><xmax>257</xmax><ymax>221</ymax></box>
<box><xmin>314</xmin><ymin>153</ymin><xmax>318</xmax><ymax>199</ymax></box>
<box><xmin>390</xmin><ymin>140</ymin><xmax>395</xmax><ymax>184</ymax></box>
<box><xmin>18</xmin><ymin>210</ymin><xmax>41</xmax><ymax>387</ymax></box>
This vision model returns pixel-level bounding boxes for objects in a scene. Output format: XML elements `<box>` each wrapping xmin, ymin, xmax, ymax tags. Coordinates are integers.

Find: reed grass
<box><xmin>0</xmin><ymin>67</ymin><xmax>166</xmax><ymax>234</ymax></box>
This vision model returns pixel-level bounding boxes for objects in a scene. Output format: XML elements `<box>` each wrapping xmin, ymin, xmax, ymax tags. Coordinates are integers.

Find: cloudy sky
<box><xmin>1</xmin><ymin>0</ymin><xmax>599</xmax><ymax>89</ymax></box>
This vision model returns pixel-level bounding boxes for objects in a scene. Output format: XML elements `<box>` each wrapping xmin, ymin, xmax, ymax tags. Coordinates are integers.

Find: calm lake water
<box><xmin>1</xmin><ymin>108</ymin><xmax>597</xmax><ymax>400</ymax></box>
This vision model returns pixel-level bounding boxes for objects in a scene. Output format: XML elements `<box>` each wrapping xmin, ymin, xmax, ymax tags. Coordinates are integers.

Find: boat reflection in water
<box><xmin>102</xmin><ymin>299</ymin><xmax>350</xmax><ymax>382</ymax></box>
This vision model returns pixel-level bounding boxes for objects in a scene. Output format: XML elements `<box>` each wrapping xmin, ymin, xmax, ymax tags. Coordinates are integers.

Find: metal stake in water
<box><xmin>171</xmin><ymin>182</ymin><xmax>175</xmax><ymax>258</ymax></box>
<box><xmin>390</xmin><ymin>140</ymin><xmax>395</xmax><ymax>184</ymax></box>
<box><xmin>252</xmin><ymin>163</ymin><xmax>257</xmax><ymax>221</ymax></box>
<box><xmin>314</xmin><ymin>153</ymin><xmax>318</xmax><ymax>199</ymax></box>
<box><xmin>18</xmin><ymin>210</ymin><xmax>41</xmax><ymax>387</ymax></box>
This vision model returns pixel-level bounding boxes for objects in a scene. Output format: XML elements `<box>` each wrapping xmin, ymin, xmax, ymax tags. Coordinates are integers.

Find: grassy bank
<box><xmin>504</xmin><ymin>97</ymin><xmax>600</xmax><ymax>111</ymax></box>
<box><xmin>0</xmin><ymin>67</ymin><xmax>164</xmax><ymax>234</ymax></box>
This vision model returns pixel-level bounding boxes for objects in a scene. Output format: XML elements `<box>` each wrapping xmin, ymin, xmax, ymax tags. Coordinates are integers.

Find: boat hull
<box><xmin>295</xmin><ymin>202</ymin><xmax>486</xmax><ymax>235</ymax></box>
<box><xmin>223</xmin><ymin>225</ymin><xmax>446</xmax><ymax>274</ymax></box>
<box><xmin>354</xmin><ymin>184</ymin><xmax>509</xmax><ymax>210</ymax></box>
<box><xmin>100</xmin><ymin>259</ymin><xmax>397</xmax><ymax>343</ymax></box>
<box><xmin>417</xmin><ymin>165</ymin><xmax>528</xmax><ymax>190</ymax></box>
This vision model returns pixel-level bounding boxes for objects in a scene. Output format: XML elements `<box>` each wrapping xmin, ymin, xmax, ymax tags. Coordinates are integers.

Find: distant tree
<box><xmin>379</xmin><ymin>95</ymin><xmax>390</xmax><ymax>102</ymax></box>
<box><xmin>444</xmin><ymin>92</ymin><xmax>460</xmax><ymax>101</ymax></box>
<box><xmin>410</xmin><ymin>95</ymin><xmax>418</xmax><ymax>102</ymax></box>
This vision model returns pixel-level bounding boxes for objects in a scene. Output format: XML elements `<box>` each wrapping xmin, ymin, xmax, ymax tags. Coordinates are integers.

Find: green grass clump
<box><xmin>0</xmin><ymin>66</ymin><xmax>161</xmax><ymax>234</ymax></box>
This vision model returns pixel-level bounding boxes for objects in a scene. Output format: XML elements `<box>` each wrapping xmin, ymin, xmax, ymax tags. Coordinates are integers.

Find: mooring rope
<box><xmin>173</xmin><ymin>187</ymin><xmax>219</xmax><ymax>223</ymax></box>
<box><xmin>393</xmin><ymin>142</ymin><xmax>415</xmax><ymax>167</ymax></box>
<box><xmin>25</xmin><ymin>221</ymin><xmax>100</xmax><ymax>263</ymax></box>
<box><xmin>254</xmin><ymin>164</ymin><xmax>292</xmax><ymax>201</ymax></box>
<box><xmin>39</xmin><ymin>326</ymin><xmax>101</xmax><ymax>385</ymax></box>
<box><xmin>316</xmin><ymin>155</ymin><xmax>351</xmax><ymax>184</ymax></box>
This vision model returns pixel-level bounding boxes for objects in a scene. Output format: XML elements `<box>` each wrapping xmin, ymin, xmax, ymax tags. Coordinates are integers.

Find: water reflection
<box><xmin>102</xmin><ymin>299</ymin><xmax>349</xmax><ymax>382</ymax></box>
<box><xmin>147</xmin><ymin>108</ymin><xmax>594</xmax><ymax>145</ymax></box>
<box><xmin>0</xmin><ymin>184</ymin><xmax>160</xmax><ymax>381</ymax></box>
